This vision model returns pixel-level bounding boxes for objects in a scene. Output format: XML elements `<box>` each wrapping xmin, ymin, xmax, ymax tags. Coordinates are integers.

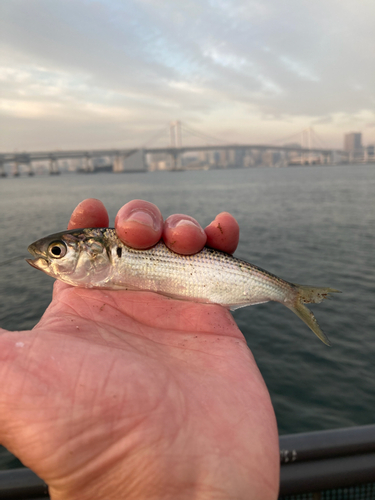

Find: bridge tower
<box><xmin>169</xmin><ymin>121</ymin><xmax>182</xmax><ymax>170</ymax></box>
<box><xmin>300</xmin><ymin>127</ymin><xmax>312</xmax><ymax>164</ymax></box>
<box><xmin>301</xmin><ymin>127</ymin><xmax>313</xmax><ymax>150</ymax></box>
<box><xmin>169</xmin><ymin>121</ymin><xmax>182</xmax><ymax>148</ymax></box>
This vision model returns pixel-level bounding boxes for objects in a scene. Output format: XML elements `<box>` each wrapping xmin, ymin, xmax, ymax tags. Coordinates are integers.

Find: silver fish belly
<box><xmin>27</xmin><ymin>228</ymin><xmax>340</xmax><ymax>345</ymax></box>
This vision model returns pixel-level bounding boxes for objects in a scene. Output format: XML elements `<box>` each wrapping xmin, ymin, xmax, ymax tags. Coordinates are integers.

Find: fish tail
<box><xmin>285</xmin><ymin>285</ymin><xmax>341</xmax><ymax>346</ymax></box>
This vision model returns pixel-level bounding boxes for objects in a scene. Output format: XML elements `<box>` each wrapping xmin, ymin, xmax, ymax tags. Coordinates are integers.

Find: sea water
<box><xmin>0</xmin><ymin>165</ymin><xmax>374</xmax><ymax>469</ymax></box>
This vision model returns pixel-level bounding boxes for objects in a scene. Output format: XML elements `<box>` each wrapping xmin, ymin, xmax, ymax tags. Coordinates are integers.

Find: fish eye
<box><xmin>48</xmin><ymin>241</ymin><xmax>67</xmax><ymax>259</ymax></box>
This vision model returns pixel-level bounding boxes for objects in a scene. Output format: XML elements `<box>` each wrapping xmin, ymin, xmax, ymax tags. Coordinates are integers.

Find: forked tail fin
<box><xmin>286</xmin><ymin>285</ymin><xmax>341</xmax><ymax>346</ymax></box>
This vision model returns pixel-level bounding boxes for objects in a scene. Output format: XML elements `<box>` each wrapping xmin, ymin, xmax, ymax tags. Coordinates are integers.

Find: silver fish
<box><xmin>27</xmin><ymin>228</ymin><xmax>340</xmax><ymax>345</ymax></box>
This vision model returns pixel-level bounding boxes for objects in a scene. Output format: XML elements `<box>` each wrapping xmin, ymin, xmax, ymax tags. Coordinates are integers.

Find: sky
<box><xmin>1</xmin><ymin>0</ymin><xmax>374</xmax><ymax>151</ymax></box>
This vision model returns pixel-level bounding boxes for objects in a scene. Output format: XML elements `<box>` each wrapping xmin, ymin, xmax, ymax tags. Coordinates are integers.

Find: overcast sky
<box><xmin>1</xmin><ymin>0</ymin><xmax>374</xmax><ymax>151</ymax></box>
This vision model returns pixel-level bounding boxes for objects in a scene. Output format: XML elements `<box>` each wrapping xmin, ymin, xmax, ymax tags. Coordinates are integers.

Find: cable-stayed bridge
<box><xmin>0</xmin><ymin>122</ymin><xmax>350</xmax><ymax>177</ymax></box>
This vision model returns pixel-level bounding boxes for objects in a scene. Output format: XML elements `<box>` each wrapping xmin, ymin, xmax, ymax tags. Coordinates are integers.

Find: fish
<box><xmin>26</xmin><ymin>228</ymin><xmax>340</xmax><ymax>345</ymax></box>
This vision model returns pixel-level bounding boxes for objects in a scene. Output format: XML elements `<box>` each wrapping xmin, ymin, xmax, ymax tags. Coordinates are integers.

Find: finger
<box><xmin>205</xmin><ymin>212</ymin><xmax>239</xmax><ymax>254</ymax></box>
<box><xmin>115</xmin><ymin>200</ymin><xmax>163</xmax><ymax>249</ymax></box>
<box><xmin>163</xmin><ymin>215</ymin><xmax>207</xmax><ymax>255</ymax></box>
<box><xmin>67</xmin><ymin>199</ymin><xmax>109</xmax><ymax>229</ymax></box>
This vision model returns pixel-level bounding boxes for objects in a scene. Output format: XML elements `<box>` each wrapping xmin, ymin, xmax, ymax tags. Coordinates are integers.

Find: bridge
<box><xmin>0</xmin><ymin>148</ymin><xmax>138</xmax><ymax>177</ymax></box>
<box><xmin>0</xmin><ymin>122</ymin><xmax>350</xmax><ymax>177</ymax></box>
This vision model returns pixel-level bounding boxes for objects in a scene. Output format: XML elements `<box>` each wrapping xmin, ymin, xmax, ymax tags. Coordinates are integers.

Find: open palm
<box><xmin>0</xmin><ymin>200</ymin><xmax>279</xmax><ymax>500</ymax></box>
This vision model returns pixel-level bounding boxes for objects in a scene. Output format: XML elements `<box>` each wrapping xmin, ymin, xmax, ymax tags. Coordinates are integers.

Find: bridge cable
<box><xmin>311</xmin><ymin>128</ymin><xmax>329</xmax><ymax>149</ymax></box>
<box><xmin>181</xmin><ymin>123</ymin><xmax>227</xmax><ymax>145</ymax></box>
<box><xmin>271</xmin><ymin>130</ymin><xmax>304</xmax><ymax>146</ymax></box>
<box><xmin>140</xmin><ymin>127</ymin><xmax>169</xmax><ymax>148</ymax></box>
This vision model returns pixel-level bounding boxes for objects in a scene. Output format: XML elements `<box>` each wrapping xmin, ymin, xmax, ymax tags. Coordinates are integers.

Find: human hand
<box><xmin>0</xmin><ymin>200</ymin><xmax>279</xmax><ymax>500</ymax></box>
<box><xmin>67</xmin><ymin>198</ymin><xmax>240</xmax><ymax>255</ymax></box>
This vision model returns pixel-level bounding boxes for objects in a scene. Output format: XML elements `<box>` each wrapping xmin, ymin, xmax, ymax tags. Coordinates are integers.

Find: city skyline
<box><xmin>1</xmin><ymin>0</ymin><xmax>374</xmax><ymax>151</ymax></box>
<box><xmin>2</xmin><ymin>125</ymin><xmax>373</xmax><ymax>178</ymax></box>
<box><xmin>1</xmin><ymin>123</ymin><xmax>371</xmax><ymax>153</ymax></box>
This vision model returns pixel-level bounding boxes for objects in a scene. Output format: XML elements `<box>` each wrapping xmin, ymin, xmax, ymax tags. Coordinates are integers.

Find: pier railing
<box><xmin>0</xmin><ymin>424</ymin><xmax>374</xmax><ymax>499</ymax></box>
<box><xmin>279</xmin><ymin>424</ymin><xmax>375</xmax><ymax>499</ymax></box>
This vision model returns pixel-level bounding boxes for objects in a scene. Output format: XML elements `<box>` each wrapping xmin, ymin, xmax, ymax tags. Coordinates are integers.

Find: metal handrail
<box><xmin>280</xmin><ymin>423</ymin><xmax>375</xmax><ymax>463</ymax></box>
<box><xmin>0</xmin><ymin>424</ymin><xmax>374</xmax><ymax>499</ymax></box>
<box><xmin>279</xmin><ymin>424</ymin><xmax>375</xmax><ymax>496</ymax></box>
<box><xmin>0</xmin><ymin>468</ymin><xmax>48</xmax><ymax>498</ymax></box>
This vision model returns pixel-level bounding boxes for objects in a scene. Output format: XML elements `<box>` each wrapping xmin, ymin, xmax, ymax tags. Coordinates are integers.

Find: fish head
<box><xmin>26</xmin><ymin>228</ymin><xmax>111</xmax><ymax>286</ymax></box>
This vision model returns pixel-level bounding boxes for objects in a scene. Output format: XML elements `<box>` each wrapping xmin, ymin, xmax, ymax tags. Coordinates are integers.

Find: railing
<box><xmin>0</xmin><ymin>424</ymin><xmax>374</xmax><ymax>499</ymax></box>
<box><xmin>279</xmin><ymin>424</ymin><xmax>375</xmax><ymax>498</ymax></box>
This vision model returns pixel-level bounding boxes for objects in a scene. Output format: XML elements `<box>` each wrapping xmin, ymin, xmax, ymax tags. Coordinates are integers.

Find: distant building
<box><xmin>113</xmin><ymin>150</ymin><xmax>145</xmax><ymax>172</ymax></box>
<box><xmin>219</xmin><ymin>149</ymin><xmax>228</xmax><ymax>166</ymax></box>
<box><xmin>234</xmin><ymin>149</ymin><xmax>245</xmax><ymax>167</ymax></box>
<box><xmin>262</xmin><ymin>150</ymin><xmax>281</xmax><ymax>167</ymax></box>
<box><xmin>284</xmin><ymin>143</ymin><xmax>302</xmax><ymax>163</ymax></box>
<box><xmin>365</xmin><ymin>145</ymin><xmax>374</xmax><ymax>160</ymax></box>
<box><xmin>146</xmin><ymin>152</ymin><xmax>169</xmax><ymax>171</ymax></box>
<box><xmin>344</xmin><ymin>133</ymin><xmax>362</xmax><ymax>153</ymax></box>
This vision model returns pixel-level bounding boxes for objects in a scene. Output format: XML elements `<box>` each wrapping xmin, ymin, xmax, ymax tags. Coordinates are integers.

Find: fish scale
<box><xmin>104</xmin><ymin>232</ymin><xmax>284</xmax><ymax>307</ymax></box>
<box><xmin>26</xmin><ymin>227</ymin><xmax>340</xmax><ymax>345</ymax></box>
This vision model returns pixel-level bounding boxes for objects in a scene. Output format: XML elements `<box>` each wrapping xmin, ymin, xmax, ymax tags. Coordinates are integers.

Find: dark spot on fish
<box><xmin>217</xmin><ymin>222</ymin><xmax>223</xmax><ymax>234</ymax></box>
<box><xmin>117</xmin><ymin>247</ymin><xmax>122</xmax><ymax>258</ymax></box>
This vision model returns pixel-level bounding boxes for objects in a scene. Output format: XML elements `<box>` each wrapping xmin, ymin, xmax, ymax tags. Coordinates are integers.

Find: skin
<box><xmin>0</xmin><ymin>199</ymin><xmax>279</xmax><ymax>500</ymax></box>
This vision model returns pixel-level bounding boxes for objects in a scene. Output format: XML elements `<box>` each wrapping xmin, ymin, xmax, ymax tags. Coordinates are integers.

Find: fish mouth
<box><xmin>26</xmin><ymin>245</ymin><xmax>49</xmax><ymax>270</ymax></box>
<box><xmin>25</xmin><ymin>257</ymin><xmax>47</xmax><ymax>270</ymax></box>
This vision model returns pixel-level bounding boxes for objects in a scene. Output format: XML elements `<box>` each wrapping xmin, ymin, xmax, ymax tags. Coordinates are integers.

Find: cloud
<box><xmin>1</xmin><ymin>0</ymin><xmax>374</xmax><ymax>150</ymax></box>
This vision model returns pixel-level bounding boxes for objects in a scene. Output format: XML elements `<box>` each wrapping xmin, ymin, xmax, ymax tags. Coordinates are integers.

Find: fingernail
<box><xmin>127</xmin><ymin>210</ymin><xmax>158</xmax><ymax>230</ymax></box>
<box><xmin>175</xmin><ymin>219</ymin><xmax>200</xmax><ymax>229</ymax></box>
<box><xmin>166</xmin><ymin>216</ymin><xmax>204</xmax><ymax>233</ymax></box>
